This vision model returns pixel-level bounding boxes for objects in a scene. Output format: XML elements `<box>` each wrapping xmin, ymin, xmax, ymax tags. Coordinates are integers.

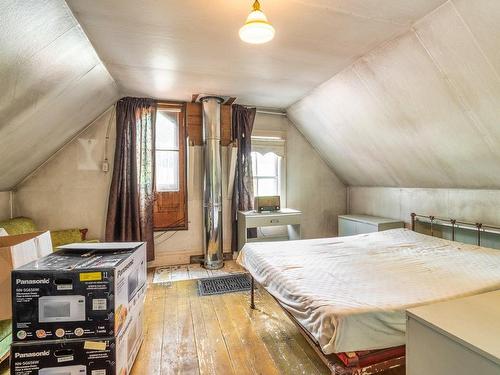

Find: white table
<box><xmin>406</xmin><ymin>291</ymin><xmax>500</xmax><ymax>375</ymax></box>
<box><xmin>237</xmin><ymin>208</ymin><xmax>302</xmax><ymax>251</ymax></box>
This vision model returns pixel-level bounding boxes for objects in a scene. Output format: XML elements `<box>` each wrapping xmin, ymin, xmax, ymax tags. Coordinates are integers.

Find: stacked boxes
<box><xmin>10</xmin><ymin>242</ymin><xmax>147</xmax><ymax>375</ymax></box>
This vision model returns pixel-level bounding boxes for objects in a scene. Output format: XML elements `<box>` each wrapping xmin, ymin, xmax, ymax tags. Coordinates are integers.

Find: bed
<box><xmin>237</xmin><ymin>215</ymin><xmax>500</xmax><ymax>374</ymax></box>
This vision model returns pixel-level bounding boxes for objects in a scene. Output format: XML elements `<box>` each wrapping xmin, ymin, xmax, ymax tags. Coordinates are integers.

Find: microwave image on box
<box><xmin>39</xmin><ymin>295</ymin><xmax>85</xmax><ymax>323</ymax></box>
<box><xmin>13</xmin><ymin>242</ymin><xmax>146</xmax><ymax>342</ymax></box>
<box><xmin>38</xmin><ymin>364</ymin><xmax>86</xmax><ymax>375</ymax></box>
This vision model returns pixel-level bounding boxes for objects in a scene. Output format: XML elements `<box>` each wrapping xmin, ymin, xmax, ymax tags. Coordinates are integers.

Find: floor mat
<box><xmin>198</xmin><ymin>274</ymin><xmax>251</xmax><ymax>296</ymax></box>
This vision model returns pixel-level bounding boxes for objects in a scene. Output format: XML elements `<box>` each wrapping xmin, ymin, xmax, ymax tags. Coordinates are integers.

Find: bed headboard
<box><xmin>411</xmin><ymin>213</ymin><xmax>500</xmax><ymax>247</ymax></box>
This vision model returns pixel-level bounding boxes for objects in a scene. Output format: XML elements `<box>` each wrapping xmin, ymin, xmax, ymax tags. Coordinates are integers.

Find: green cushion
<box><xmin>50</xmin><ymin>229</ymin><xmax>84</xmax><ymax>249</ymax></box>
<box><xmin>0</xmin><ymin>320</ymin><xmax>11</xmax><ymax>361</ymax></box>
<box><xmin>0</xmin><ymin>217</ymin><xmax>37</xmax><ymax>235</ymax></box>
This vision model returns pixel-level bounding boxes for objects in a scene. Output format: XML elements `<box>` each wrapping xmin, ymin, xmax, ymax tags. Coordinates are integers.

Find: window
<box><xmin>251</xmin><ymin>152</ymin><xmax>281</xmax><ymax>196</ymax></box>
<box><xmin>153</xmin><ymin>103</ymin><xmax>188</xmax><ymax>230</ymax></box>
<box><xmin>251</xmin><ymin>131</ymin><xmax>286</xmax><ymax>200</ymax></box>
<box><xmin>155</xmin><ymin>108</ymin><xmax>180</xmax><ymax>192</ymax></box>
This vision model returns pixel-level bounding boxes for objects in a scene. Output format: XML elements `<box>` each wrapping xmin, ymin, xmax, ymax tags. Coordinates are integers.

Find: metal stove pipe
<box><xmin>201</xmin><ymin>96</ymin><xmax>224</xmax><ymax>269</ymax></box>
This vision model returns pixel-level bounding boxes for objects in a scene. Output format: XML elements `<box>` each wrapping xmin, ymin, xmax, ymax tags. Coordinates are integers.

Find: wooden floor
<box><xmin>152</xmin><ymin>260</ymin><xmax>244</xmax><ymax>283</ymax></box>
<box><xmin>0</xmin><ymin>272</ymin><xmax>405</xmax><ymax>375</ymax></box>
<box><xmin>130</xmin><ymin>276</ymin><xmax>405</xmax><ymax>375</ymax></box>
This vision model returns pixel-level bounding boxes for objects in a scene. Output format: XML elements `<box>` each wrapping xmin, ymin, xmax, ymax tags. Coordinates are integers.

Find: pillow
<box><xmin>0</xmin><ymin>228</ymin><xmax>8</xmax><ymax>237</ymax></box>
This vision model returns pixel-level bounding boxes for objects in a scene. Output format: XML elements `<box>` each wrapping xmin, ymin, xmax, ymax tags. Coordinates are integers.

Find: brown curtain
<box><xmin>231</xmin><ymin>104</ymin><xmax>257</xmax><ymax>252</ymax></box>
<box><xmin>106</xmin><ymin>97</ymin><xmax>156</xmax><ymax>261</ymax></box>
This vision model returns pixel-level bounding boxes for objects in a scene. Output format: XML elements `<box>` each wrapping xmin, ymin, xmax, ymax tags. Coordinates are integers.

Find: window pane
<box><xmin>156</xmin><ymin>110</ymin><xmax>179</xmax><ymax>150</ymax></box>
<box><xmin>251</xmin><ymin>152</ymin><xmax>257</xmax><ymax>176</ymax></box>
<box><xmin>255</xmin><ymin>152</ymin><xmax>278</xmax><ymax>177</ymax></box>
<box><xmin>257</xmin><ymin>178</ymin><xmax>278</xmax><ymax>196</ymax></box>
<box><xmin>156</xmin><ymin>150</ymin><xmax>179</xmax><ymax>191</ymax></box>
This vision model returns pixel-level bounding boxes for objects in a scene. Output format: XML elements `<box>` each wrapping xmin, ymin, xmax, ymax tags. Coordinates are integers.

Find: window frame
<box><xmin>251</xmin><ymin>130</ymin><xmax>286</xmax><ymax>206</ymax></box>
<box><xmin>153</xmin><ymin>102</ymin><xmax>188</xmax><ymax>231</ymax></box>
<box><xmin>155</xmin><ymin>106</ymin><xmax>181</xmax><ymax>192</ymax></box>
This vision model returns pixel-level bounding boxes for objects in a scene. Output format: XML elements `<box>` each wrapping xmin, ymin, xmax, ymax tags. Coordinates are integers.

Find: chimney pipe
<box><xmin>201</xmin><ymin>96</ymin><xmax>224</xmax><ymax>269</ymax></box>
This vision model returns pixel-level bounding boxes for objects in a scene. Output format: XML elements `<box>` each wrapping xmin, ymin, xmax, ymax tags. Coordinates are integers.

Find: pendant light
<box><xmin>239</xmin><ymin>0</ymin><xmax>275</xmax><ymax>44</ymax></box>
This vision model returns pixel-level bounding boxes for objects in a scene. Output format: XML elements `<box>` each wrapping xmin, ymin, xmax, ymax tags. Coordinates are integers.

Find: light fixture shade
<box><xmin>239</xmin><ymin>4</ymin><xmax>275</xmax><ymax>44</ymax></box>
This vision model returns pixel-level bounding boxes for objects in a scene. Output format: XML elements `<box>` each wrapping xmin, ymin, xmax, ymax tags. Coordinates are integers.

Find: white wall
<box><xmin>349</xmin><ymin>187</ymin><xmax>500</xmax><ymax>227</ymax></box>
<box><xmin>0</xmin><ymin>192</ymin><xmax>12</xmax><ymax>221</ymax></box>
<box><xmin>15</xmin><ymin>107</ymin><xmax>116</xmax><ymax>239</ymax></box>
<box><xmin>0</xmin><ymin>0</ymin><xmax>118</xmax><ymax>190</ymax></box>
<box><xmin>254</xmin><ymin>112</ymin><xmax>347</xmax><ymax>238</ymax></box>
<box><xmin>288</xmin><ymin>0</ymin><xmax>500</xmax><ymax>189</ymax></box>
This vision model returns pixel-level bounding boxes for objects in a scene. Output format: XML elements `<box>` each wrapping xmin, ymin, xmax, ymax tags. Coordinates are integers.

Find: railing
<box><xmin>411</xmin><ymin>213</ymin><xmax>500</xmax><ymax>246</ymax></box>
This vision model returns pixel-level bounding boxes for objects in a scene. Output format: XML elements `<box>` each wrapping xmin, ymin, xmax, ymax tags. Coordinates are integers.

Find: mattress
<box><xmin>237</xmin><ymin>228</ymin><xmax>500</xmax><ymax>354</ymax></box>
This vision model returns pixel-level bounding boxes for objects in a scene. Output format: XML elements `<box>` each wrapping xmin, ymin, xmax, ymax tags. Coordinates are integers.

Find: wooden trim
<box><xmin>226</xmin><ymin>97</ymin><xmax>237</xmax><ymax>106</ymax></box>
<box><xmin>153</xmin><ymin>102</ymin><xmax>188</xmax><ymax>231</ymax></box>
<box><xmin>186</xmin><ymin>102</ymin><xmax>232</xmax><ymax>146</ymax></box>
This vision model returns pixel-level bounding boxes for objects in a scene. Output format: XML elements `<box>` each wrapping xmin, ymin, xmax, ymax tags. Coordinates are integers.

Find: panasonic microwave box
<box><xmin>11</xmin><ymin>296</ymin><xmax>145</xmax><ymax>375</ymax></box>
<box><xmin>12</xmin><ymin>242</ymin><xmax>146</xmax><ymax>342</ymax></box>
<box><xmin>0</xmin><ymin>231</ymin><xmax>52</xmax><ymax>320</ymax></box>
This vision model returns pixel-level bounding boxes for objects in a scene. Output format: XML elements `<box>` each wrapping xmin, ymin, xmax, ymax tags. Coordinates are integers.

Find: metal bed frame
<box><xmin>248</xmin><ymin>212</ymin><xmax>500</xmax><ymax>374</ymax></box>
<box><xmin>411</xmin><ymin>212</ymin><xmax>500</xmax><ymax>246</ymax></box>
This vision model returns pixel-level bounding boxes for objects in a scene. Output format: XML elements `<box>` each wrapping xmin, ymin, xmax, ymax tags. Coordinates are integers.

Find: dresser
<box><xmin>237</xmin><ymin>209</ymin><xmax>302</xmax><ymax>251</ymax></box>
<box><xmin>338</xmin><ymin>214</ymin><xmax>404</xmax><ymax>236</ymax></box>
<box><xmin>406</xmin><ymin>291</ymin><xmax>500</xmax><ymax>375</ymax></box>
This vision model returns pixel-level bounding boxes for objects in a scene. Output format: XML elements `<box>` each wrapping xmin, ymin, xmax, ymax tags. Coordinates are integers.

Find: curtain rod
<box><xmin>255</xmin><ymin>109</ymin><xmax>286</xmax><ymax>116</ymax></box>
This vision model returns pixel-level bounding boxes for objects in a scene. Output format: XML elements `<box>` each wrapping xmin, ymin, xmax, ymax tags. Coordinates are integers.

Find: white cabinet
<box><xmin>338</xmin><ymin>215</ymin><xmax>404</xmax><ymax>237</ymax></box>
<box><xmin>406</xmin><ymin>291</ymin><xmax>500</xmax><ymax>375</ymax></box>
<box><xmin>237</xmin><ymin>209</ymin><xmax>302</xmax><ymax>251</ymax></box>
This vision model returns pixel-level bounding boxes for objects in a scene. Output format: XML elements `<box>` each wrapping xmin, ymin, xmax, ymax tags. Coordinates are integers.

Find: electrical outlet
<box><xmin>102</xmin><ymin>160</ymin><xmax>109</xmax><ymax>172</ymax></box>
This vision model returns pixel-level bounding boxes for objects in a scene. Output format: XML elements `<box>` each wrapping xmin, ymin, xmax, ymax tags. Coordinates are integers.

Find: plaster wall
<box><xmin>288</xmin><ymin>0</ymin><xmax>500</xmax><ymax>188</ymax></box>
<box><xmin>349</xmin><ymin>187</ymin><xmax>500</xmax><ymax>227</ymax></box>
<box><xmin>14</xmin><ymin>107</ymin><xmax>117</xmax><ymax>240</ymax></box>
<box><xmin>0</xmin><ymin>0</ymin><xmax>118</xmax><ymax>190</ymax></box>
<box><xmin>254</xmin><ymin>113</ymin><xmax>347</xmax><ymax>238</ymax></box>
<box><xmin>0</xmin><ymin>193</ymin><xmax>11</xmax><ymax>222</ymax></box>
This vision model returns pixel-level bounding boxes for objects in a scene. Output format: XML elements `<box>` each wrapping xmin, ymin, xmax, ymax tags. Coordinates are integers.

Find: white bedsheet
<box><xmin>237</xmin><ymin>229</ymin><xmax>500</xmax><ymax>354</ymax></box>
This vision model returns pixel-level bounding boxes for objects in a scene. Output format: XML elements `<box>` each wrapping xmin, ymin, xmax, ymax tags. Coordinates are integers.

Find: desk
<box><xmin>237</xmin><ymin>209</ymin><xmax>302</xmax><ymax>251</ymax></box>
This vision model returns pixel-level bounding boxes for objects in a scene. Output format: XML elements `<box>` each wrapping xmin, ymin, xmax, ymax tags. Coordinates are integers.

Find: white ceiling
<box><xmin>65</xmin><ymin>0</ymin><xmax>447</xmax><ymax>108</ymax></box>
<box><xmin>0</xmin><ymin>0</ymin><xmax>119</xmax><ymax>190</ymax></box>
<box><xmin>288</xmin><ymin>0</ymin><xmax>500</xmax><ymax>188</ymax></box>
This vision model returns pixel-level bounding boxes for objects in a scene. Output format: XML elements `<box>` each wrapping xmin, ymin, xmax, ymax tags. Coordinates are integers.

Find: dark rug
<box><xmin>198</xmin><ymin>273</ymin><xmax>251</xmax><ymax>296</ymax></box>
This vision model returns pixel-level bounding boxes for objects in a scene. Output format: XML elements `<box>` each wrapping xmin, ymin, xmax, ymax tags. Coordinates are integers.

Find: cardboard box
<box><xmin>12</xmin><ymin>242</ymin><xmax>146</xmax><ymax>342</ymax></box>
<box><xmin>11</xmin><ymin>294</ymin><xmax>145</xmax><ymax>375</ymax></box>
<box><xmin>0</xmin><ymin>231</ymin><xmax>52</xmax><ymax>320</ymax></box>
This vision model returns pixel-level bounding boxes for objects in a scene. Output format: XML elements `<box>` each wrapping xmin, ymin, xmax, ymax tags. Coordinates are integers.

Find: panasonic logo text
<box><xmin>16</xmin><ymin>279</ymin><xmax>50</xmax><ymax>285</ymax></box>
<box><xmin>15</xmin><ymin>350</ymin><xmax>50</xmax><ymax>358</ymax></box>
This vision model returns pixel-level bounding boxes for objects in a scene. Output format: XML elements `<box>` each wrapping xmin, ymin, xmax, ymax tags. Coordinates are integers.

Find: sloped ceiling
<box><xmin>65</xmin><ymin>0</ymin><xmax>446</xmax><ymax>108</ymax></box>
<box><xmin>0</xmin><ymin>0</ymin><xmax>119</xmax><ymax>191</ymax></box>
<box><xmin>288</xmin><ymin>0</ymin><xmax>500</xmax><ymax>188</ymax></box>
